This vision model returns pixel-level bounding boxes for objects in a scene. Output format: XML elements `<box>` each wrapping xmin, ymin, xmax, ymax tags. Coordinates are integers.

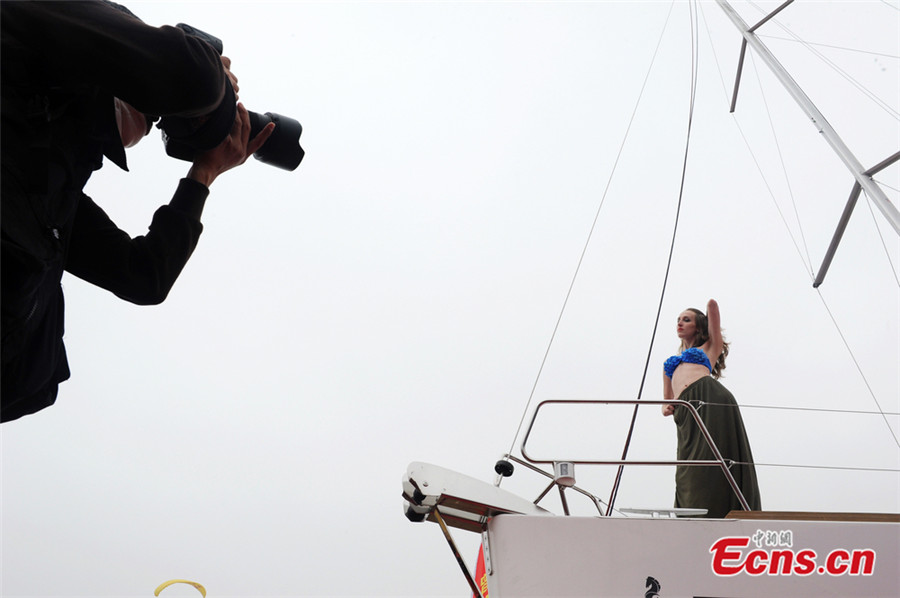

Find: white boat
<box><xmin>402</xmin><ymin>2</ymin><xmax>900</xmax><ymax>596</ymax></box>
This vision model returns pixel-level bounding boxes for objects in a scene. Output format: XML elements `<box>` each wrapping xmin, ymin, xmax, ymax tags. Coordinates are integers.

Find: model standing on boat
<box><xmin>662</xmin><ymin>299</ymin><xmax>761</xmax><ymax>518</ymax></box>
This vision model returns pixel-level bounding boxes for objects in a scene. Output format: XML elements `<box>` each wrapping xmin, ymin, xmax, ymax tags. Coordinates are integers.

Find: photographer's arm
<box><xmin>66</xmin><ymin>104</ymin><xmax>274</xmax><ymax>302</ymax></box>
<box><xmin>65</xmin><ymin>180</ymin><xmax>208</xmax><ymax>305</ymax></box>
<box><xmin>1</xmin><ymin>1</ymin><xmax>227</xmax><ymax>117</ymax></box>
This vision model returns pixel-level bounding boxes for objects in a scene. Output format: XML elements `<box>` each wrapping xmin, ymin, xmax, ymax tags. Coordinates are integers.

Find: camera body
<box><xmin>158</xmin><ymin>24</ymin><xmax>304</xmax><ymax>171</ymax></box>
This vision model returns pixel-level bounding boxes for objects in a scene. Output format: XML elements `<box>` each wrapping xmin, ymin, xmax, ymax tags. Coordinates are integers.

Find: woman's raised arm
<box><xmin>706</xmin><ymin>298</ymin><xmax>724</xmax><ymax>359</ymax></box>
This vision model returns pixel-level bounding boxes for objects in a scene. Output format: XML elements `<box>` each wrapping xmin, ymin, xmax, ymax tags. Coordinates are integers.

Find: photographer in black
<box><xmin>1</xmin><ymin>1</ymin><xmax>276</xmax><ymax>422</ymax></box>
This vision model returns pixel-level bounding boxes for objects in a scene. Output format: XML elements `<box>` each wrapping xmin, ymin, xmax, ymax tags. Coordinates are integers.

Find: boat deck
<box><xmin>726</xmin><ymin>511</ymin><xmax>900</xmax><ymax>522</ymax></box>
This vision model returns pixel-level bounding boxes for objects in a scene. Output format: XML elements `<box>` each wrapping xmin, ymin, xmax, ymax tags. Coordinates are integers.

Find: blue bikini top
<box><xmin>663</xmin><ymin>347</ymin><xmax>712</xmax><ymax>378</ymax></box>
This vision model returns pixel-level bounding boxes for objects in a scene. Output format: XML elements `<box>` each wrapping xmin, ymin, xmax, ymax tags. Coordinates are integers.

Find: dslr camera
<box><xmin>158</xmin><ymin>24</ymin><xmax>304</xmax><ymax>172</ymax></box>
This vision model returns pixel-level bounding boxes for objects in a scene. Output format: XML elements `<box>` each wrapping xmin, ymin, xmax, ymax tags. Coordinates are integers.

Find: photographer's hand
<box><xmin>186</xmin><ymin>102</ymin><xmax>275</xmax><ymax>188</ymax></box>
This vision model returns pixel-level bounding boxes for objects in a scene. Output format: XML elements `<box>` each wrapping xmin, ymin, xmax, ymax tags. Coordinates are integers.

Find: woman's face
<box><xmin>677</xmin><ymin>310</ymin><xmax>698</xmax><ymax>344</ymax></box>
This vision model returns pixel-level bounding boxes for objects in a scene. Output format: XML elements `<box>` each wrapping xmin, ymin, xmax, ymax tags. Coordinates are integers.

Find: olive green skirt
<box><xmin>673</xmin><ymin>376</ymin><xmax>762</xmax><ymax>517</ymax></box>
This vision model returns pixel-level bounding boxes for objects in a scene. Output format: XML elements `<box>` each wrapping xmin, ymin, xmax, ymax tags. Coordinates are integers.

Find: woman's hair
<box><xmin>683</xmin><ymin>307</ymin><xmax>729</xmax><ymax>379</ymax></box>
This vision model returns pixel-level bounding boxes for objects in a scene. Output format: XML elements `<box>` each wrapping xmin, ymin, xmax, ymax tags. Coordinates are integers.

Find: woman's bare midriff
<box><xmin>671</xmin><ymin>363</ymin><xmax>711</xmax><ymax>399</ymax></box>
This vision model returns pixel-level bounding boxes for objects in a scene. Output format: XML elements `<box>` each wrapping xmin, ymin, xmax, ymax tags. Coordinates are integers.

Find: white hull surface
<box><xmin>484</xmin><ymin>513</ymin><xmax>899</xmax><ymax>597</ymax></box>
<box><xmin>403</xmin><ymin>462</ymin><xmax>899</xmax><ymax>597</ymax></box>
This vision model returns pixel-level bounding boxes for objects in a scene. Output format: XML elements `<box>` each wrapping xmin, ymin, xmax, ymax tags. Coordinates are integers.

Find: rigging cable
<box><xmin>748</xmin><ymin>49</ymin><xmax>815</xmax><ymax>273</ymax></box>
<box><xmin>863</xmin><ymin>187</ymin><xmax>900</xmax><ymax>287</ymax></box>
<box><xmin>815</xmin><ymin>287</ymin><xmax>900</xmax><ymax>448</ymax></box>
<box><xmin>733</xmin><ymin>461</ymin><xmax>900</xmax><ymax>473</ymax></box>
<box><xmin>704</xmin><ymin>4</ymin><xmax>900</xmax><ymax>447</ymax></box>
<box><xmin>875</xmin><ymin>179</ymin><xmax>900</xmax><ymax>193</ymax></box>
<box><xmin>747</xmin><ymin>0</ymin><xmax>900</xmax><ymax>120</ymax></box>
<box><xmin>704</xmin><ymin>398</ymin><xmax>900</xmax><ymax>450</ymax></box>
<box><xmin>699</xmin><ymin>4</ymin><xmax>815</xmax><ymax>280</ymax></box>
<box><xmin>497</xmin><ymin>0</ymin><xmax>680</xmax><ymax>485</ymax></box>
<box><xmin>757</xmin><ymin>34</ymin><xmax>900</xmax><ymax>60</ymax></box>
<box><xmin>710</xmin><ymin>402</ymin><xmax>900</xmax><ymax>417</ymax></box>
<box><xmin>701</xmin><ymin>400</ymin><xmax>900</xmax><ymax>456</ymax></box>
<box><xmin>605</xmin><ymin>0</ymin><xmax>701</xmax><ymax>515</ymax></box>
<box><xmin>700</xmin><ymin>4</ymin><xmax>900</xmax><ymax>449</ymax></box>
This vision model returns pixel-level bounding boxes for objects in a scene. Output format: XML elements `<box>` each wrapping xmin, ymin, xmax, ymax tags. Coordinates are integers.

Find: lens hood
<box><xmin>248</xmin><ymin>112</ymin><xmax>304</xmax><ymax>171</ymax></box>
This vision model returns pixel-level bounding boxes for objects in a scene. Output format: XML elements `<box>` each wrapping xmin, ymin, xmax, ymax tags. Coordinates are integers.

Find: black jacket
<box><xmin>1</xmin><ymin>1</ymin><xmax>227</xmax><ymax>422</ymax></box>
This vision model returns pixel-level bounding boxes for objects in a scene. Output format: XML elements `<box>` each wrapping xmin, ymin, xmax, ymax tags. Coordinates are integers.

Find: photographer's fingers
<box><xmin>231</xmin><ymin>103</ymin><xmax>275</xmax><ymax>156</ymax></box>
<box><xmin>248</xmin><ymin>122</ymin><xmax>276</xmax><ymax>156</ymax></box>
<box><xmin>217</xmin><ymin>104</ymin><xmax>258</xmax><ymax>166</ymax></box>
<box><xmin>235</xmin><ymin>102</ymin><xmax>248</xmax><ymax>138</ymax></box>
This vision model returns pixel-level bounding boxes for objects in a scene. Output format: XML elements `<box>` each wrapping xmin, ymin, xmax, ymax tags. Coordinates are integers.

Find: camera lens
<box><xmin>247</xmin><ymin>111</ymin><xmax>304</xmax><ymax>171</ymax></box>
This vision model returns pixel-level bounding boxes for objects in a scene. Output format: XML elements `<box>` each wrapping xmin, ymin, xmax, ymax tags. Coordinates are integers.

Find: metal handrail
<box><xmin>503</xmin><ymin>454</ymin><xmax>611</xmax><ymax>516</ymax></box>
<box><xmin>519</xmin><ymin>399</ymin><xmax>751</xmax><ymax>512</ymax></box>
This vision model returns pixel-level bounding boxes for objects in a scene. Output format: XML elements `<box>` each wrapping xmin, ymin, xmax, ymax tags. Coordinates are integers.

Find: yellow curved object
<box><xmin>154</xmin><ymin>579</ymin><xmax>207</xmax><ymax>597</ymax></box>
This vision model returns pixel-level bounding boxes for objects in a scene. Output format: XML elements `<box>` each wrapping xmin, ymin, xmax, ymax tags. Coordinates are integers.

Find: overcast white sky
<box><xmin>2</xmin><ymin>1</ymin><xmax>898</xmax><ymax>596</ymax></box>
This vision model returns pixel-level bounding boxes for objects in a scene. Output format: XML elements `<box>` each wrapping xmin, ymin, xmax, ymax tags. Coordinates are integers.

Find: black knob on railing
<box><xmin>494</xmin><ymin>459</ymin><xmax>514</xmax><ymax>477</ymax></box>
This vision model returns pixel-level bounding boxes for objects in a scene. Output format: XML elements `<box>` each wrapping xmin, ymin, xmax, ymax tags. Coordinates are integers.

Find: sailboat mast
<box><xmin>715</xmin><ymin>0</ymin><xmax>900</xmax><ymax>240</ymax></box>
